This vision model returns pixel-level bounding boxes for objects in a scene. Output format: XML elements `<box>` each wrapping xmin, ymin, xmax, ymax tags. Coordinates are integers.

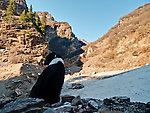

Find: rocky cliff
<box><xmin>80</xmin><ymin>3</ymin><xmax>150</xmax><ymax>74</ymax></box>
<box><xmin>0</xmin><ymin>0</ymin><xmax>49</xmax><ymax>105</ymax></box>
<box><xmin>14</xmin><ymin>0</ymin><xmax>28</xmax><ymax>14</ymax></box>
<box><xmin>36</xmin><ymin>12</ymin><xmax>86</xmax><ymax>67</ymax></box>
<box><xmin>0</xmin><ymin>0</ymin><xmax>49</xmax><ymax>67</ymax></box>
<box><xmin>0</xmin><ymin>0</ymin><xmax>86</xmax><ymax>106</ymax></box>
<box><xmin>0</xmin><ymin>0</ymin><xmax>28</xmax><ymax>14</ymax></box>
<box><xmin>0</xmin><ymin>0</ymin><xmax>86</xmax><ymax>68</ymax></box>
<box><xmin>0</xmin><ymin>17</ymin><xmax>48</xmax><ymax>66</ymax></box>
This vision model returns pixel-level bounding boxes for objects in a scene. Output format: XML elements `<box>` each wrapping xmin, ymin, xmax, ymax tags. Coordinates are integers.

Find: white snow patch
<box><xmin>62</xmin><ymin>65</ymin><xmax>150</xmax><ymax>103</ymax></box>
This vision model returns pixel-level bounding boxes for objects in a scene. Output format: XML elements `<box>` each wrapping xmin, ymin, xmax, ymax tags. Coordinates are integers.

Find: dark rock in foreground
<box><xmin>0</xmin><ymin>98</ymin><xmax>45</xmax><ymax>113</ymax></box>
<box><xmin>0</xmin><ymin>96</ymin><xmax>149</xmax><ymax>113</ymax></box>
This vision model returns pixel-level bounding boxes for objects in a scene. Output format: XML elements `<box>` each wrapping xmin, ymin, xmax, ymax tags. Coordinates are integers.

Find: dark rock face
<box><xmin>15</xmin><ymin>0</ymin><xmax>28</xmax><ymax>14</ymax></box>
<box><xmin>45</xmin><ymin>24</ymin><xmax>86</xmax><ymax>67</ymax></box>
<box><xmin>35</xmin><ymin>12</ymin><xmax>86</xmax><ymax>67</ymax></box>
<box><xmin>0</xmin><ymin>0</ymin><xmax>10</xmax><ymax>10</ymax></box>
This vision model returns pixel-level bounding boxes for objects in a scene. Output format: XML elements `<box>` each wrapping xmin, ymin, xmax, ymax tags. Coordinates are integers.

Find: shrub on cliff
<box><xmin>3</xmin><ymin>0</ymin><xmax>16</xmax><ymax>24</ymax></box>
<box><xmin>33</xmin><ymin>13</ymin><xmax>46</xmax><ymax>36</ymax></box>
<box><xmin>6</xmin><ymin>0</ymin><xmax>16</xmax><ymax>16</ymax></box>
<box><xmin>19</xmin><ymin>8</ymin><xmax>45</xmax><ymax>36</ymax></box>
<box><xmin>27</xmin><ymin>5</ymin><xmax>33</xmax><ymax>22</ymax></box>
<box><xmin>19</xmin><ymin>10</ymin><xmax>28</xmax><ymax>22</ymax></box>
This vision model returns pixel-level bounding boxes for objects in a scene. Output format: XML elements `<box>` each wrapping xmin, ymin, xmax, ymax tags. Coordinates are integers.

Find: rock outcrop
<box><xmin>0</xmin><ymin>0</ymin><xmax>10</xmax><ymax>10</ymax></box>
<box><xmin>15</xmin><ymin>0</ymin><xmax>28</xmax><ymax>14</ymax></box>
<box><xmin>0</xmin><ymin>17</ymin><xmax>48</xmax><ymax>65</ymax></box>
<box><xmin>0</xmin><ymin>0</ymin><xmax>28</xmax><ymax>14</ymax></box>
<box><xmin>80</xmin><ymin>3</ymin><xmax>150</xmax><ymax>74</ymax></box>
<box><xmin>36</xmin><ymin>12</ymin><xmax>86</xmax><ymax>67</ymax></box>
<box><xmin>0</xmin><ymin>0</ymin><xmax>86</xmax><ymax>69</ymax></box>
<box><xmin>0</xmin><ymin>1</ymin><xmax>48</xmax><ymax>65</ymax></box>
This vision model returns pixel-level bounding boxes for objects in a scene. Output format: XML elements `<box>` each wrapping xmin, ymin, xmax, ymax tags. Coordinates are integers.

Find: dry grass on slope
<box><xmin>81</xmin><ymin>3</ymin><xmax>150</xmax><ymax>74</ymax></box>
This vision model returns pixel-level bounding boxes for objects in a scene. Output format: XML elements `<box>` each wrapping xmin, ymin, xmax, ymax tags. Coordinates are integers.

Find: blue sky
<box><xmin>26</xmin><ymin>0</ymin><xmax>149</xmax><ymax>42</ymax></box>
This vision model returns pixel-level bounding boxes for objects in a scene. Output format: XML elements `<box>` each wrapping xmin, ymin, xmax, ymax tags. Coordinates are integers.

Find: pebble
<box><xmin>88</xmin><ymin>100</ymin><xmax>99</xmax><ymax>109</ymax></box>
<box><xmin>2</xmin><ymin>58</ymin><xmax>8</xmax><ymax>62</ymax></box>
<box><xmin>71</xmin><ymin>83</ymin><xmax>84</xmax><ymax>89</ymax></box>
<box><xmin>12</xmin><ymin>79</ymin><xmax>22</xmax><ymax>83</ymax></box>
<box><xmin>15</xmin><ymin>88</ymin><xmax>23</xmax><ymax>96</ymax></box>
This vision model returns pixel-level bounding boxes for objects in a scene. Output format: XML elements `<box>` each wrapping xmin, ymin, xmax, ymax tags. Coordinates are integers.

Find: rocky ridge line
<box><xmin>80</xmin><ymin>3</ymin><xmax>150</xmax><ymax>74</ymax></box>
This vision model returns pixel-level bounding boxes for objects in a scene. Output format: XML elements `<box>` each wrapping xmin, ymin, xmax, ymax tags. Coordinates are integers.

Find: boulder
<box><xmin>61</xmin><ymin>95</ymin><xmax>75</xmax><ymax>103</ymax></box>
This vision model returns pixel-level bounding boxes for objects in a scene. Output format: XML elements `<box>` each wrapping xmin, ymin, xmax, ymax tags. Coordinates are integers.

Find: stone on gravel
<box><xmin>71</xmin><ymin>96</ymin><xmax>83</xmax><ymax>106</ymax></box>
<box><xmin>88</xmin><ymin>100</ymin><xmax>99</xmax><ymax>109</ymax></box>
<box><xmin>71</xmin><ymin>83</ymin><xmax>84</xmax><ymax>89</ymax></box>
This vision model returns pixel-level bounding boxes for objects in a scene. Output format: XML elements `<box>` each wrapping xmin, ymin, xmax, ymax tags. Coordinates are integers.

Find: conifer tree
<box><xmin>12</xmin><ymin>0</ymin><xmax>16</xmax><ymax>15</ymax></box>
<box><xmin>38</xmin><ymin>12</ymin><xmax>47</xmax><ymax>36</ymax></box>
<box><xmin>27</xmin><ymin>12</ymin><xmax>32</xmax><ymax>22</ymax></box>
<box><xmin>29</xmin><ymin>5</ymin><xmax>33</xmax><ymax>12</ymax></box>
<box><xmin>26</xmin><ymin>5</ymin><xmax>33</xmax><ymax>22</ymax></box>
<box><xmin>20</xmin><ymin>10</ymin><xmax>28</xmax><ymax>22</ymax></box>
<box><xmin>6</xmin><ymin>1</ymin><xmax>13</xmax><ymax>16</ymax></box>
<box><xmin>40</xmin><ymin>25</ymin><xmax>46</xmax><ymax>35</ymax></box>
<box><xmin>6</xmin><ymin>0</ymin><xmax>16</xmax><ymax>16</ymax></box>
<box><xmin>42</xmin><ymin>12</ymin><xmax>47</xmax><ymax>25</ymax></box>
<box><xmin>35</xmin><ymin>15</ymin><xmax>41</xmax><ymax>27</ymax></box>
<box><xmin>4</xmin><ymin>0</ymin><xmax>16</xmax><ymax>24</ymax></box>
